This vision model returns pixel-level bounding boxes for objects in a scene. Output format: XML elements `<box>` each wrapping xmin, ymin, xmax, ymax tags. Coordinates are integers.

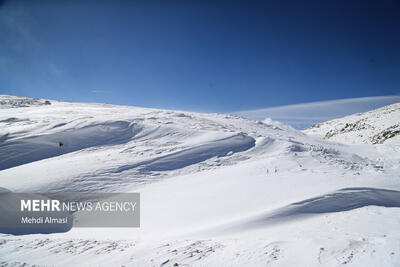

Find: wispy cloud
<box><xmin>235</xmin><ymin>95</ymin><xmax>400</xmax><ymax>129</ymax></box>
<box><xmin>91</xmin><ymin>90</ymin><xmax>111</xmax><ymax>94</ymax></box>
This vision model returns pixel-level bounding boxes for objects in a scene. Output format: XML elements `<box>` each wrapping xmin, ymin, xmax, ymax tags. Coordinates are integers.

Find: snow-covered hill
<box><xmin>0</xmin><ymin>95</ymin><xmax>399</xmax><ymax>266</ymax></box>
<box><xmin>304</xmin><ymin>102</ymin><xmax>400</xmax><ymax>145</ymax></box>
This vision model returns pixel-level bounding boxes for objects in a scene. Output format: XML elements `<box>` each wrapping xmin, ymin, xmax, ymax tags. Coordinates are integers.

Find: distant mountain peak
<box><xmin>304</xmin><ymin>102</ymin><xmax>400</xmax><ymax>145</ymax></box>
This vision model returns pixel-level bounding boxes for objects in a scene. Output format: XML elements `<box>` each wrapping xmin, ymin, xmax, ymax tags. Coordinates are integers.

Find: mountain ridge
<box><xmin>304</xmin><ymin>102</ymin><xmax>400</xmax><ymax>145</ymax></box>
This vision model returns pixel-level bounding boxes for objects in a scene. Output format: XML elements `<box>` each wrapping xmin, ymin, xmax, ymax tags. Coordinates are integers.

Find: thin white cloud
<box><xmin>91</xmin><ymin>90</ymin><xmax>111</xmax><ymax>94</ymax></box>
<box><xmin>235</xmin><ymin>95</ymin><xmax>400</xmax><ymax>129</ymax></box>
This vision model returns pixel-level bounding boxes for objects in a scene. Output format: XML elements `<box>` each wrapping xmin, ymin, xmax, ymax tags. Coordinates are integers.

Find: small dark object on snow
<box><xmin>44</xmin><ymin>100</ymin><xmax>51</xmax><ymax>105</ymax></box>
<box><xmin>59</xmin><ymin>142</ymin><xmax>63</xmax><ymax>147</ymax></box>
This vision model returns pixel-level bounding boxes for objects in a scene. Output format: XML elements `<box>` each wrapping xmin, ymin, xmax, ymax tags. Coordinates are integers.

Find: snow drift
<box><xmin>0</xmin><ymin>95</ymin><xmax>399</xmax><ymax>267</ymax></box>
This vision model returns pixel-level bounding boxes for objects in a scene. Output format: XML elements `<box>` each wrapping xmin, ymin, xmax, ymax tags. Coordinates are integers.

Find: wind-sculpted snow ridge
<box><xmin>114</xmin><ymin>133</ymin><xmax>255</xmax><ymax>172</ymax></box>
<box><xmin>304</xmin><ymin>102</ymin><xmax>400</xmax><ymax>145</ymax></box>
<box><xmin>211</xmin><ymin>187</ymin><xmax>400</xmax><ymax>234</ymax></box>
<box><xmin>0</xmin><ymin>121</ymin><xmax>138</xmax><ymax>170</ymax></box>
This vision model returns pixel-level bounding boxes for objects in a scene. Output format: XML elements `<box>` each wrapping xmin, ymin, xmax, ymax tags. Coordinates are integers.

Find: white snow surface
<box><xmin>0</xmin><ymin>95</ymin><xmax>399</xmax><ymax>266</ymax></box>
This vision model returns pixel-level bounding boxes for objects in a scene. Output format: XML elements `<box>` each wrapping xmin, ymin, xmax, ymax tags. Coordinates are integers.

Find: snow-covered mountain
<box><xmin>304</xmin><ymin>102</ymin><xmax>400</xmax><ymax>145</ymax></box>
<box><xmin>0</xmin><ymin>95</ymin><xmax>399</xmax><ymax>266</ymax></box>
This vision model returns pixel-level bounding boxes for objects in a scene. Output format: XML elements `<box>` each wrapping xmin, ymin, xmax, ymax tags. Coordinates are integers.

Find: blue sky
<box><xmin>0</xmin><ymin>0</ymin><xmax>399</xmax><ymax>114</ymax></box>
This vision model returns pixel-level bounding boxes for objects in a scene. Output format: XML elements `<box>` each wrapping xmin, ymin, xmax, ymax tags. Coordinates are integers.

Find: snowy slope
<box><xmin>0</xmin><ymin>95</ymin><xmax>400</xmax><ymax>267</ymax></box>
<box><xmin>304</xmin><ymin>102</ymin><xmax>400</xmax><ymax>145</ymax></box>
